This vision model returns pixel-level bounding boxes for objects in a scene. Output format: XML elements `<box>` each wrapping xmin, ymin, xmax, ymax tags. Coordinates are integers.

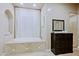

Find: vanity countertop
<box><xmin>51</xmin><ymin>31</ymin><xmax>72</xmax><ymax>33</ymax></box>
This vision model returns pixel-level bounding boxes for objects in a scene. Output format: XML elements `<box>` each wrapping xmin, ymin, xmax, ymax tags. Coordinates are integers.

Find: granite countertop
<box><xmin>51</xmin><ymin>31</ymin><xmax>72</xmax><ymax>33</ymax></box>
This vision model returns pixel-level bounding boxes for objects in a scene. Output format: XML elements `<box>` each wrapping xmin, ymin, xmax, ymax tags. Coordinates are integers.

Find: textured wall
<box><xmin>77</xmin><ymin>5</ymin><xmax>79</xmax><ymax>47</ymax></box>
<box><xmin>41</xmin><ymin>3</ymin><xmax>77</xmax><ymax>49</ymax></box>
<box><xmin>0</xmin><ymin>3</ymin><xmax>14</xmax><ymax>54</ymax></box>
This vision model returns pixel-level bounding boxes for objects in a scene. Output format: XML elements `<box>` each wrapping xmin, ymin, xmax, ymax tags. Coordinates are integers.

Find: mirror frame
<box><xmin>52</xmin><ymin>19</ymin><xmax>65</xmax><ymax>31</ymax></box>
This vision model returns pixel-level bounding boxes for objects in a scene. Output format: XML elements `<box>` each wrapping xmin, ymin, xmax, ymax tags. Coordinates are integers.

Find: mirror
<box><xmin>52</xmin><ymin>19</ymin><xmax>64</xmax><ymax>31</ymax></box>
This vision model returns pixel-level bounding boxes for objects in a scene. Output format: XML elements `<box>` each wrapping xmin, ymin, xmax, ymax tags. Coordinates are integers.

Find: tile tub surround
<box><xmin>4</xmin><ymin>41</ymin><xmax>45</xmax><ymax>55</ymax></box>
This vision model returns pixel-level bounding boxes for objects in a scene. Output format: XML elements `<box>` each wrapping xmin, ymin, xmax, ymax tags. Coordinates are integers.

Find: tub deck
<box><xmin>4</xmin><ymin>38</ymin><xmax>45</xmax><ymax>55</ymax></box>
<box><xmin>5</xmin><ymin>38</ymin><xmax>45</xmax><ymax>44</ymax></box>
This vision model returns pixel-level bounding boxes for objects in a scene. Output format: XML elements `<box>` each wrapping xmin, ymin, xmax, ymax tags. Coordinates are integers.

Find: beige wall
<box><xmin>68</xmin><ymin>14</ymin><xmax>78</xmax><ymax>48</ymax></box>
<box><xmin>77</xmin><ymin>4</ymin><xmax>79</xmax><ymax>47</ymax></box>
<box><xmin>0</xmin><ymin>3</ymin><xmax>78</xmax><ymax>54</ymax></box>
<box><xmin>0</xmin><ymin>3</ymin><xmax>14</xmax><ymax>35</ymax></box>
<box><xmin>0</xmin><ymin>3</ymin><xmax>14</xmax><ymax>54</ymax></box>
<box><xmin>41</xmin><ymin>3</ymin><xmax>77</xmax><ymax>49</ymax></box>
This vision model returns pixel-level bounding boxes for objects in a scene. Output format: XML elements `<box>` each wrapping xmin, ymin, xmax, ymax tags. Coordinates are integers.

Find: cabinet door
<box><xmin>55</xmin><ymin>34</ymin><xmax>66</xmax><ymax>48</ymax></box>
<box><xmin>51</xmin><ymin>33</ymin><xmax>54</xmax><ymax>49</ymax></box>
<box><xmin>55</xmin><ymin>34</ymin><xmax>72</xmax><ymax>49</ymax></box>
<box><xmin>55</xmin><ymin>33</ymin><xmax>73</xmax><ymax>53</ymax></box>
<box><xmin>65</xmin><ymin>34</ymin><xmax>73</xmax><ymax>49</ymax></box>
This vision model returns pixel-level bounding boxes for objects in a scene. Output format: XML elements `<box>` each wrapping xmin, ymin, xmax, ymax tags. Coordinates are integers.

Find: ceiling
<box><xmin>13</xmin><ymin>3</ymin><xmax>44</xmax><ymax>9</ymax></box>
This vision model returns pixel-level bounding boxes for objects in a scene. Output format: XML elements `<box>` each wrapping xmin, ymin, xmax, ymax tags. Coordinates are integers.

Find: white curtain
<box><xmin>15</xmin><ymin>8</ymin><xmax>41</xmax><ymax>38</ymax></box>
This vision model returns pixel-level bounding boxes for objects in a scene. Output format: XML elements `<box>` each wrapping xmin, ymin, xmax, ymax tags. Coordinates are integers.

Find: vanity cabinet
<box><xmin>51</xmin><ymin>33</ymin><xmax>73</xmax><ymax>55</ymax></box>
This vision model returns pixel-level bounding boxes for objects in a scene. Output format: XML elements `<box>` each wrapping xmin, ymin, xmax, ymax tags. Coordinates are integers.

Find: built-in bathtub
<box><xmin>4</xmin><ymin>38</ymin><xmax>45</xmax><ymax>55</ymax></box>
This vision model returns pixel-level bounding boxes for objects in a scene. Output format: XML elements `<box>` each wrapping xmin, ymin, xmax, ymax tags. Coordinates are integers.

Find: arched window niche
<box><xmin>5</xmin><ymin>9</ymin><xmax>14</xmax><ymax>38</ymax></box>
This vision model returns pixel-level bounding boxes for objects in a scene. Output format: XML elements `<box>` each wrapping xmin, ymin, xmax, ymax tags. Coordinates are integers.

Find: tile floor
<box><xmin>4</xmin><ymin>48</ymin><xmax>79</xmax><ymax>56</ymax></box>
<box><xmin>15</xmin><ymin>50</ymin><xmax>54</xmax><ymax>56</ymax></box>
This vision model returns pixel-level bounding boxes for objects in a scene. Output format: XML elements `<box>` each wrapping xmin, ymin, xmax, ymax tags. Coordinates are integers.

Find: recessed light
<box><xmin>33</xmin><ymin>4</ymin><xmax>36</xmax><ymax>7</ymax></box>
<box><xmin>20</xmin><ymin>3</ymin><xmax>24</xmax><ymax>5</ymax></box>
<box><xmin>47</xmin><ymin>8</ymin><xmax>51</xmax><ymax>11</ymax></box>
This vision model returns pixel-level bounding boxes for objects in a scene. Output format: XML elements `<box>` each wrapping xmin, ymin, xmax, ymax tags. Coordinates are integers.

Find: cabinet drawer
<box><xmin>55</xmin><ymin>48</ymin><xmax>65</xmax><ymax>54</ymax></box>
<box><xmin>55</xmin><ymin>34</ymin><xmax>65</xmax><ymax>38</ymax></box>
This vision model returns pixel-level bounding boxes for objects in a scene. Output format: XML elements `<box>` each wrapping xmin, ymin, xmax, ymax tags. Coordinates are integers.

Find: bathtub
<box><xmin>4</xmin><ymin>38</ymin><xmax>45</xmax><ymax>55</ymax></box>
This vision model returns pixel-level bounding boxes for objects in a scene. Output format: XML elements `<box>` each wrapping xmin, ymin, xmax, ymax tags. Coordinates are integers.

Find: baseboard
<box><xmin>73</xmin><ymin>47</ymin><xmax>79</xmax><ymax>51</ymax></box>
<box><xmin>78</xmin><ymin>46</ymin><xmax>79</xmax><ymax>48</ymax></box>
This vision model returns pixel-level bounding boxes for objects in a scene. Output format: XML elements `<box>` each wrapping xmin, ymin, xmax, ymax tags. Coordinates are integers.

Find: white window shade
<box><xmin>15</xmin><ymin>8</ymin><xmax>41</xmax><ymax>38</ymax></box>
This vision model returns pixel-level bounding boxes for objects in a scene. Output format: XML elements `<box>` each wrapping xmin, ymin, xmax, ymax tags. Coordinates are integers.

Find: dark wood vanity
<box><xmin>51</xmin><ymin>32</ymin><xmax>73</xmax><ymax>55</ymax></box>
